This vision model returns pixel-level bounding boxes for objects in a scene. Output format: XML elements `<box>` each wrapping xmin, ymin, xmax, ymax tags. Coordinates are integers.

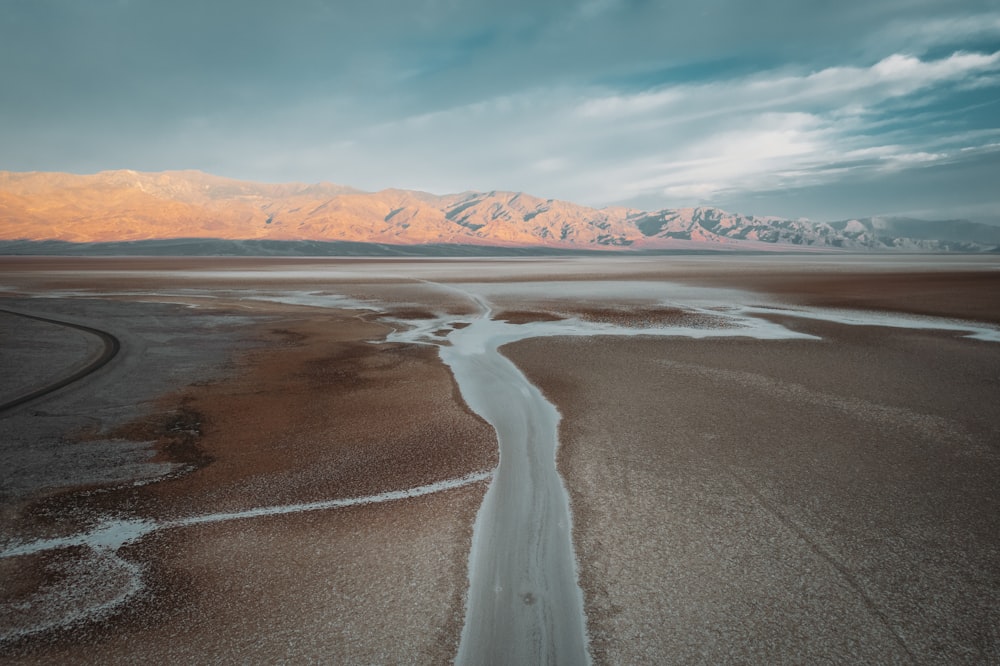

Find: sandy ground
<box><xmin>0</xmin><ymin>312</ymin><xmax>104</xmax><ymax>406</ymax></box>
<box><xmin>0</xmin><ymin>265</ymin><xmax>495</xmax><ymax>663</ymax></box>
<box><xmin>506</xmin><ymin>271</ymin><xmax>1000</xmax><ymax>664</ymax></box>
<box><xmin>2</xmin><ymin>256</ymin><xmax>999</xmax><ymax>664</ymax></box>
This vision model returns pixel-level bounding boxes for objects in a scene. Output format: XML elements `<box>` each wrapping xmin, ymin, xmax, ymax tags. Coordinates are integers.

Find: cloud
<box><xmin>578</xmin><ymin>50</ymin><xmax>1000</xmax><ymax>124</ymax></box>
<box><xmin>2</xmin><ymin>1</ymin><xmax>999</xmax><ymax>222</ymax></box>
<box><xmin>152</xmin><ymin>46</ymin><xmax>993</xmax><ymax>218</ymax></box>
<box><xmin>549</xmin><ymin>50</ymin><xmax>1000</xmax><ymax>205</ymax></box>
<box><xmin>874</xmin><ymin>11</ymin><xmax>1000</xmax><ymax>52</ymax></box>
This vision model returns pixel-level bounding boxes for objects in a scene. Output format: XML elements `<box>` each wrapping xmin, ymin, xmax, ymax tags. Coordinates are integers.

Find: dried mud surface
<box><xmin>4</xmin><ymin>487</ymin><xmax>485</xmax><ymax>665</ymax></box>
<box><xmin>0</xmin><ymin>266</ymin><xmax>495</xmax><ymax>663</ymax></box>
<box><xmin>3</xmin><ymin>257</ymin><xmax>999</xmax><ymax>664</ymax></box>
<box><xmin>0</xmin><ymin>312</ymin><xmax>103</xmax><ymax>405</ymax></box>
<box><xmin>682</xmin><ymin>269</ymin><xmax>1000</xmax><ymax>325</ymax></box>
<box><xmin>136</xmin><ymin>312</ymin><xmax>495</xmax><ymax>519</ymax></box>
<box><xmin>506</xmin><ymin>271</ymin><xmax>1000</xmax><ymax>664</ymax></box>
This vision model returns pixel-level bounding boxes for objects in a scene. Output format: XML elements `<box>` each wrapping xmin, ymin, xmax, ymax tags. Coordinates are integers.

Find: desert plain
<box><xmin>1</xmin><ymin>254</ymin><xmax>999</xmax><ymax>664</ymax></box>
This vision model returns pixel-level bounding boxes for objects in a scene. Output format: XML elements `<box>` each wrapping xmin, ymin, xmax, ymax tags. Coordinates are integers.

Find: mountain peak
<box><xmin>1</xmin><ymin>170</ymin><xmax>995</xmax><ymax>252</ymax></box>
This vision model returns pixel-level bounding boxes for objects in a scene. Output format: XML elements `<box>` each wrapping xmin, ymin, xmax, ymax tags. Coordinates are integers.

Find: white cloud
<box><xmin>871</xmin><ymin>51</ymin><xmax>1000</xmax><ymax>93</ymax></box>
<box><xmin>573</xmin><ymin>50</ymin><xmax>1000</xmax><ymax>127</ymax></box>
<box><xmin>876</xmin><ymin>12</ymin><xmax>1000</xmax><ymax>52</ymax></box>
<box><xmin>885</xmin><ymin>151</ymin><xmax>945</xmax><ymax>164</ymax></box>
<box><xmin>551</xmin><ymin>50</ymin><xmax>1000</xmax><ymax>204</ymax></box>
<box><xmin>112</xmin><ymin>48</ymin><xmax>999</xmax><ymax>214</ymax></box>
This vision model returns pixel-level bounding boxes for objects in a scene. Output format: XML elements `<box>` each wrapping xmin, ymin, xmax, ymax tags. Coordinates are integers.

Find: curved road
<box><xmin>0</xmin><ymin>308</ymin><xmax>121</xmax><ymax>413</ymax></box>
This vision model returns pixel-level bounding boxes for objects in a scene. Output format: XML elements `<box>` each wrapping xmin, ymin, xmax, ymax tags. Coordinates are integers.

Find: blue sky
<box><xmin>3</xmin><ymin>0</ymin><xmax>999</xmax><ymax>223</ymax></box>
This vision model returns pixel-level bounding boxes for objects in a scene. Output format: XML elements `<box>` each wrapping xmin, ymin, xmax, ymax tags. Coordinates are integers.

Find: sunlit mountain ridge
<box><xmin>2</xmin><ymin>170</ymin><xmax>997</xmax><ymax>252</ymax></box>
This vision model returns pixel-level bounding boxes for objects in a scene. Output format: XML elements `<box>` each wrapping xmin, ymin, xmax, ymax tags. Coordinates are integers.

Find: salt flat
<box><xmin>1</xmin><ymin>255</ymin><xmax>998</xmax><ymax>664</ymax></box>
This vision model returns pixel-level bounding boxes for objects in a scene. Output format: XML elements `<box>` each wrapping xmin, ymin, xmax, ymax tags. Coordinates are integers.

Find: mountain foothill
<box><xmin>2</xmin><ymin>170</ymin><xmax>997</xmax><ymax>253</ymax></box>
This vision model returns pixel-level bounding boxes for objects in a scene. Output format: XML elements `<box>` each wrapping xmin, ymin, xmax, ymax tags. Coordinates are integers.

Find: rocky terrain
<box><xmin>2</xmin><ymin>170</ymin><xmax>998</xmax><ymax>252</ymax></box>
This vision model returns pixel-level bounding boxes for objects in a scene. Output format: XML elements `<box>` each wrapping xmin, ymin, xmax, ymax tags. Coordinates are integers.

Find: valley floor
<box><xmin>1</xmin><ymin>255</ymin><xmax>998</xmax><ymax>663</ymax></box>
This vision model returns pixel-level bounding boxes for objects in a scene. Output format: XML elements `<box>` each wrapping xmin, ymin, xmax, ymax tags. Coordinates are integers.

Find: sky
<box><xmin>3</xmin><ymin>0</ymin><xmax>1000</xmax><ymax>224</ymax></box>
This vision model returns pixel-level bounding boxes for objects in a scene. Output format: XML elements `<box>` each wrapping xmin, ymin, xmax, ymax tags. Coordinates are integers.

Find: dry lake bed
<box><xmin>1</xmin><ymin>255</ymin><xmax>999</xmax><ymax>664</ymax></box>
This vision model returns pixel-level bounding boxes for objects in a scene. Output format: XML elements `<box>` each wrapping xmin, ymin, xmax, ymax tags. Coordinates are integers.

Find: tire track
<box><xmin>0</xmin><ymin>308</ymin><xmax>121</xmax><ymax>414</ymax></box>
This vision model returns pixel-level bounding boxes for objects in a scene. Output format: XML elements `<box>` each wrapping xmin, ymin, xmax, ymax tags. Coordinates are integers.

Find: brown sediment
<box><xmin>100</xmin><ymin>401</ymin><xmax>210</xmax><ymax>471</ymax></box>
<box><xmin>496</xmin><ymin>305</ymin><xmax>737</xmax><ymax>328</ymax></box>
<box><xmin>4</xmin><ymin>258</ymin><xmax>999</xmax><ymax>663</ymax></box>
<box><xmin>382</xmin><ymin>307</ymin><xmax>440</xmax><ymax>320</ymax></box>
<box><xmin>670</xmin><ymin>269</ymin><xmax>1000</xmax><ymax>324</ymax></box>
<box><xmin>1</xmin><ymin>286</ymin><xmax>496</xmax><ymax>662</ymax></box>
<box><xmin>133</xmin><ymin>308</ymin><xmax>495</xmax><ymax>518</ymax></box>
<box><xmin>15</xmin><ymin>301</ymin><xmax>498</xmax><ymax>521</ymax></box>
<box><xmin>493</xmin><ymin>309</ymin><xmax>567</xmax><ymax>324</ymax></box>
<box><xmin>0</xmin><ymin>555</ymin><xmax>53</xmax><ymax>607</ymax></box>
<box><xmin>504</xmin><ymin>275</ymin><xmax>1000</xmax><ymax>664</ymax></box>
<box><xmin>564</xmin><ymin>305</ymin><xmax>736</xmax><ymax>328</ymax></box>
<box><xmin>2</xmin><ymin>484</ymin><xmax>487</xmax><ymax>664</ymax></box>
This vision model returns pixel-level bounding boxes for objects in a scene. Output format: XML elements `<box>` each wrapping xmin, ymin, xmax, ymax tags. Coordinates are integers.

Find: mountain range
<box><xmin>2</xmin><ymin>170</ymin><xmax>998</xmax><ymax>253</ymax></box>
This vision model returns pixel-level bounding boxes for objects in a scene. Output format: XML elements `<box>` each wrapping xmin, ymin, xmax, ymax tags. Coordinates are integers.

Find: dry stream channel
<box><xmin>3</xmin><ymin>269</ymin><xmax>1000</xmax><ymax>663</ymax></box>
<box><xmin>386</xmin><ymin>279</ymin><xmax>1000</xmax><ymax>664</ymax></box>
